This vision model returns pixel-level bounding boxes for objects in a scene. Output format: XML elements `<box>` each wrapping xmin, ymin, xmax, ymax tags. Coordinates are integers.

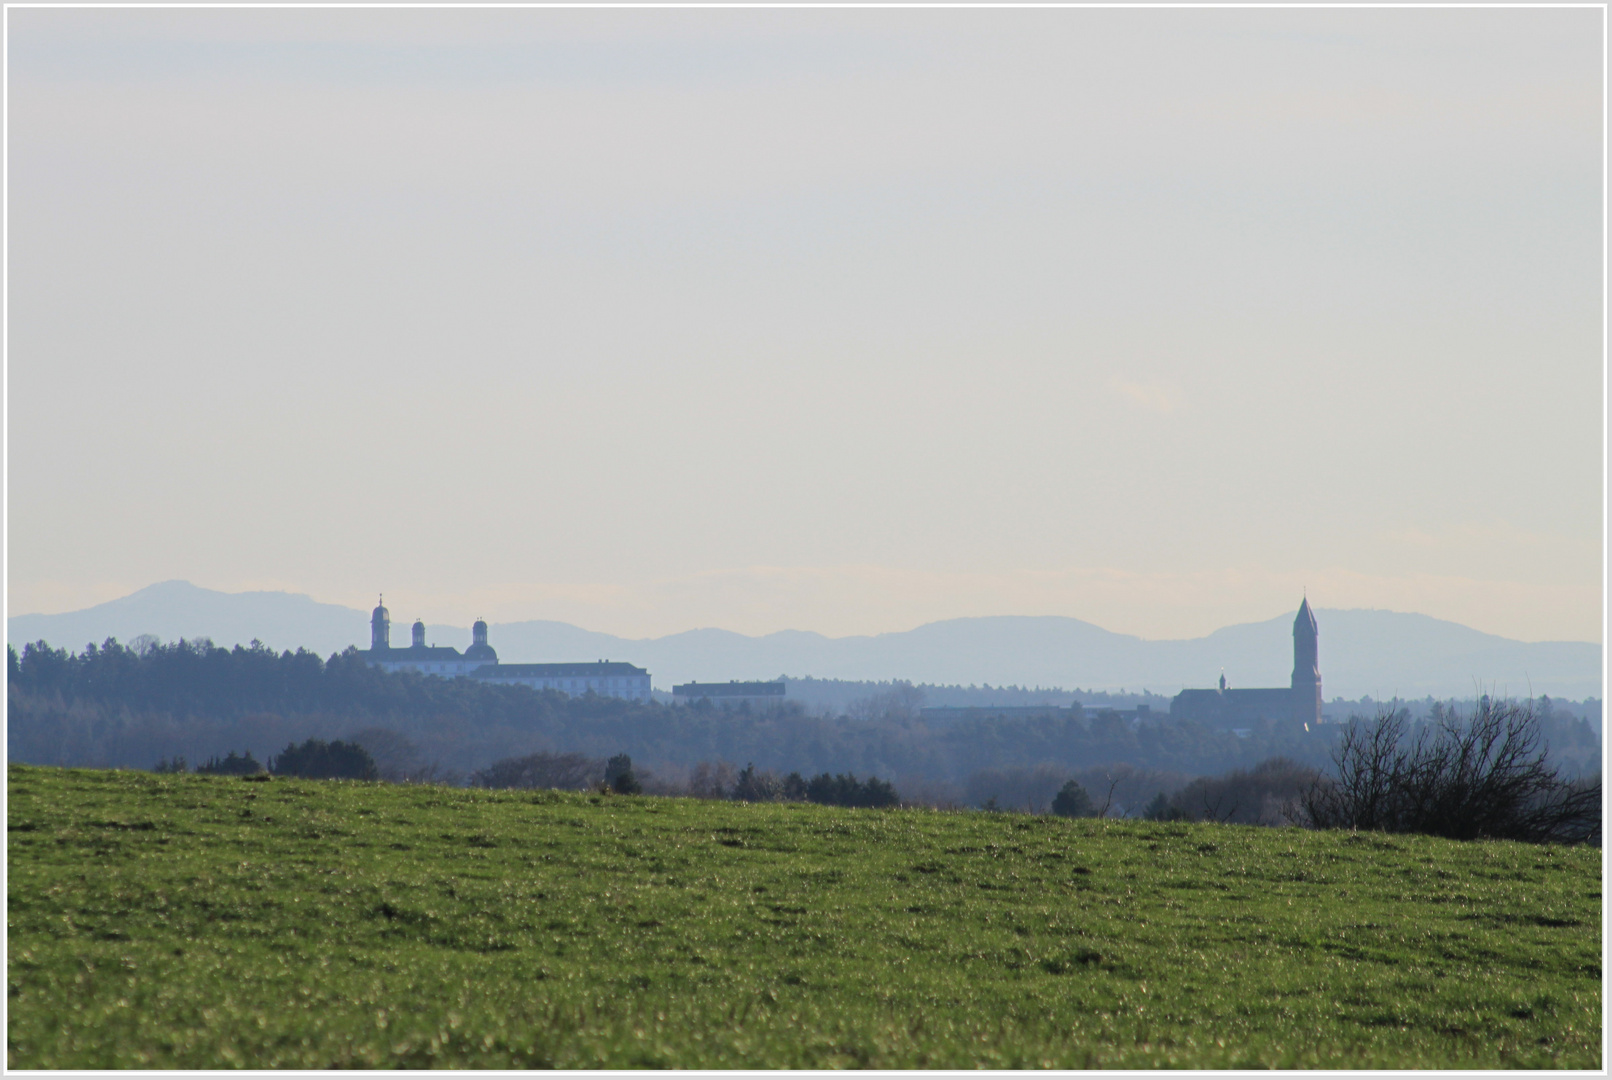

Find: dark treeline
<box><xmin>7</xmin><ymin>638</ymin><xmax>1339</xmax><ymax>786</ymax></box>
<box><xmin>156</xmin><ymin>738</ymin><xmax>383</xmax><ymax>782</ymax></box>
<box><xmin>7</xmin><ymin>638</ymin><xmax>558</xmax><ymax>726</ymax></box>
<box><xmin>9</xmin><ymin>638</ymin><xmax>1601</xmax><ymax>804</ymax></box>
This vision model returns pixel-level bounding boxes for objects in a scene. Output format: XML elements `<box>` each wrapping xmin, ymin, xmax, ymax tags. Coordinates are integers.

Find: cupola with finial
<box><xmin>465</xmin><ymin>617</ymin><xmax>498</xmax><ymax>664</ymax></box>
<box><xmin>370</xmin><ymin>595</ymin><xmax>391</xmax><ymax>651</ymax></box>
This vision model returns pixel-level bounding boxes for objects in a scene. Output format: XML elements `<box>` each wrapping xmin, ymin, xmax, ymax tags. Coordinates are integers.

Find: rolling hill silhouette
<box><xmin>7</xmin><ymin>580</ymin><xmax>1601</xmax><ymax>700</ymax></box>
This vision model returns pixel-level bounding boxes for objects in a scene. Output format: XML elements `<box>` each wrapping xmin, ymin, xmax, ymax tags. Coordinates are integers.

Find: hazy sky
<box><xmin>7</xmin><ymin>8</ymin><xmax>1604</xmax><ymax>643</ymax></box>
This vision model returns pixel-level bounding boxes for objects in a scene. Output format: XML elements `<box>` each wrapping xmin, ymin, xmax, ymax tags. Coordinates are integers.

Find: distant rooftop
<box><xmin>476</xmin><ymin>662</ymin><xmax>647</xmax><ymax>679</ymax></box>
<box><xmin>673</xmin><ymin>681</ymin><xmax>785</xmax><ymax>697</ymax></box>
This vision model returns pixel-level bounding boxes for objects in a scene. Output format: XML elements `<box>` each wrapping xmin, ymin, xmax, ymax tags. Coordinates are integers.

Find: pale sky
<box><xmin>7</xmin><ymin>7</ymin><xmax>1604</xmax><ymax>643</ymax></box>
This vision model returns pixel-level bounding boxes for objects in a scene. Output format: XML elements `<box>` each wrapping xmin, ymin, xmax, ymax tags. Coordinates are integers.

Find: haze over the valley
<box><xmin>7</xmin><ymin>9</ymin><xmax>1603</xmax><ymax>653</ymax></box>
<box><xmin>8</xmin><ymin>581</ymin><xmax>1600</xmax><ymax>701</ymax></box>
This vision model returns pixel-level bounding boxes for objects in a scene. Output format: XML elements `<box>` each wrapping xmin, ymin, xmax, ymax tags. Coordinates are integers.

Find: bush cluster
<box><xmin>269</xmin><ymin>739</ymin><xmax>378</xmax><ymax>781</ymax></box>
<box><xmin>468</xmin><ymin>751</ymin><xmax>602</xmax><ymax>791</ymax></box>
<box><xmin>803</xmin><ymin>771</ymin><xmax>899</xmax><ymax>808</ymax></box>
<box><xmin>1302</xmin><ymin>698</ymin><xmax>1601</xmax><ymax>844</ymax></box>
<box><xmin>468</xmin><ymin>754</ymin><xmax>901</xmax><ymax>808</ymax></box>
<box><xmin>196</xmin><ymin>750</ymin><xmax>265</xmax><ymax>777</ymax></box>
<box><xmin>1136</xmin><ymin>758</ymin><xmax>1321</xmax><ymax>826</ymax></box>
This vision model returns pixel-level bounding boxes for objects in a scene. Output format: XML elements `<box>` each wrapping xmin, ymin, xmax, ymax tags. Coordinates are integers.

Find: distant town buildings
<box><xmin>361</xmin><ymin>592</ymin><xmax>1324</xmax><ymax>721</ymax></box>
<box><xmin>672</xmin><ymin>681</ymin><xmax>786</xmax><ymax>709</ymax></box>
<box><xmin>363</xmin><ymin>597</ymin><xmax>651</xmax><ymax>702</ymax></box>
<box><xmin>1170</xmin><ymin>598</ymin><xmax>1323</xmax><ymax>729</ymax></box>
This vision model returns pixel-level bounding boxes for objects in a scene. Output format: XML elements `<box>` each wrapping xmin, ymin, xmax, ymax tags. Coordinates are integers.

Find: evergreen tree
<box><xmin>605</xmin><ymin>753</ymin><xmax>640</xmax><ymax>795</ymax></box>
<box><xmin>1051</xmin><ymin>780</ymin><xmax>1093</xmax><ymax>818</ymax></box>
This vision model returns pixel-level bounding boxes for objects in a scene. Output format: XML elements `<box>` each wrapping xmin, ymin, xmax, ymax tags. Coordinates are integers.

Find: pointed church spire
<box><xmin>1291</xmin><ymin>597</ymin><xmax>1321</xmax><ymax>724</ymax></box>
<box><xmin>1294</xmin><ymin>595</ymin><xmax>1317</xmax><ymax>634</ymax></box>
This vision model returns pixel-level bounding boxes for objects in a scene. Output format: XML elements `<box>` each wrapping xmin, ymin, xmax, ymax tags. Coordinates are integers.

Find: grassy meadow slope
<box><xmin>7</xmin><ymin>766</ymin><xmax>1601</xmax><ymax>1068</ymax></box>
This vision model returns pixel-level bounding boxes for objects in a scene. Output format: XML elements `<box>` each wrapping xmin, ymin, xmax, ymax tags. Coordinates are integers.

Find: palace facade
<box><xmin>363</xmin><ymin>597</ymin><xmax>652</xmax><ymax>702</ymax></box>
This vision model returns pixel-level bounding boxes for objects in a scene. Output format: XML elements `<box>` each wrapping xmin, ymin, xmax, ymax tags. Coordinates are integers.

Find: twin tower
<box><xmin>368</xmin><ymin>597</ymin><xmax>497</xmax><ymax>664</ymax></box>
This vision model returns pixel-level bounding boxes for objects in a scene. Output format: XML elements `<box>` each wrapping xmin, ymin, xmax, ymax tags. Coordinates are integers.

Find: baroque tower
<box><xmin>464</xmin><ymin>618</ymin><xmax>498</xmax><ymax>664</ymax></box>
<box><xmin>370</xmin><ymin>596</ymin><xmax>390</xmax><ymax>651</ymax></box>
<box><xmin>1290</xmin><ymin>597</ymin><xmax>1321</xmax><ymax>724</ymax></box>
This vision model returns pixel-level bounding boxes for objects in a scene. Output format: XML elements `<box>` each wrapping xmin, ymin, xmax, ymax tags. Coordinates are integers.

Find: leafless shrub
<box><xmin>894</xmin><ymin>775</ymin><xmax>967</xmax><ymax>809</ymax></box>
<box><xmin>962</xmin><ymin>763</ymin><xmax>1194</xmax><ymax>817</ymax></box>
<box><xmin>636</xmin><ymin>761</ymin><xmax>691</xmax><ymax>797</ymax></box>
<box><xmin>964</xmin><ymin>764</ymin><xmax>1071</xmax><ymax>814</ymax></box>
<box><xmin>346</xmin><ymin>727</ymin><xmax>461</xmax><ymax>784</ymax></box>
<box><xmin>1302</xmin><ymin>698</ymin><xmax>1601</xmax><ymax>844</ymax></box>
<box><xmin>731</xmin><ymin>763</ymin><xmax>786</xmax><ymax>802</ymax></box>
<box><xmin>1067</xmin><ymin>764</ymin><xmax>1192</xmax><ymax>820</ymax></box>
<box><xmin>469</xmin><ymin>750</ymin><xmax>602</xmax><ymax>791</ymax></box>
<box><xmin>1167</xmin><ymin>758</ymin><xmax>1320</xmax><ymax>826</ymax></box>
<box><xmin>687</xmin><ymin>760</ymin><xmax>738</xmax><ymax>800</ymax></box>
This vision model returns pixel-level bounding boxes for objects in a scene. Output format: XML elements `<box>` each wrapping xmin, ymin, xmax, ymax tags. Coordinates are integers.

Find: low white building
<box><xmin>673</xmin><ymin>680</ymin><xmax>786</xmax><ymax>709</ymax></box>
<box><xmin>474</xmin><ymin>661</ymin><xmax>652</xmax><ymax>702</ymax></box>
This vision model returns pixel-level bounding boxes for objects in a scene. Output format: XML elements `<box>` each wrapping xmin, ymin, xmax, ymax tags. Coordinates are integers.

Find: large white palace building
<box><xmin>363</xmin><ymin>597</ymin><xmax>652</xmax><ymax>703</ymax></box>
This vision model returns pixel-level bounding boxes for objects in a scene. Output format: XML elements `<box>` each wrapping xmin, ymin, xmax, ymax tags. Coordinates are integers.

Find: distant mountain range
<box><xmin>7</xmin><ymin>580</ymin><xmax>1603</xmax><ymax>701</ymax></box>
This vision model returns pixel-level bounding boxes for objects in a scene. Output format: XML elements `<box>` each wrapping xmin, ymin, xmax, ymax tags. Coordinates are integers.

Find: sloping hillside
<box><xmin>7</xmin><ymin>766</ymin><xmax>1600</xmax><ymax>1069</ymax></box>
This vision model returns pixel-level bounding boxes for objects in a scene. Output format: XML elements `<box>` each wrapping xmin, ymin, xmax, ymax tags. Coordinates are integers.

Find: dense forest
<box><xmin>9</xmin><ymin>637</ymin><xmax>1601</xmax><ymax>810</ymax></box>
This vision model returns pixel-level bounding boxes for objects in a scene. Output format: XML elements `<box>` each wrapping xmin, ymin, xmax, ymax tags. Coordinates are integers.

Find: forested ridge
<box><xmin>8</xmin><ymin>637</ymin><xmax>1600</xmax><ymax>801</ymax></box>
<box><xmin>7</xmin><ymin>638</ymin><xmax>559</xmax><ymax>726</ymax></box>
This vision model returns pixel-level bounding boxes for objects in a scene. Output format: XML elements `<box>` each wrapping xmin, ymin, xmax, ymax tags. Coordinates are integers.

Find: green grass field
<box><xmin>7</xmin><ymin>765</ymin><xmax>1601</xmax><ymax>1068</ymax></box>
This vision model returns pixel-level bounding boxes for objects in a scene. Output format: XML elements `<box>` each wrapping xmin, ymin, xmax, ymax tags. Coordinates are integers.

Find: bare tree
<box><xmin>731</xmin><ymin>763</ymin><xmax>785</xmax><ymax>802</ymax></box>
<box><xmin>687</xmin><ymin>760</ymin><xmax>738</xmax><ymax>800</ymax></box>
<box><xmin>1095</xmin><ymin>772</ymin><xmax>1123</xmax><ymax>819</ymax></box>
<box><xmin>347</xmin><ymin>727</ymin><xmax>460</xmax><ymax>784</ymax></box>
<box><xmin>1200</xmin><ymin>786</ymin><xmax>1240</xmax><ymax>824</ymax></box>
<box><xmin>963</xmin><ymin>764</ymin><xmax>1070</xmax><ymax>811</ymax></box>
<box><xmin>1303</xmin><ymin>698</ymin><xmax>1601</xmax><ymax>844</ymax></box>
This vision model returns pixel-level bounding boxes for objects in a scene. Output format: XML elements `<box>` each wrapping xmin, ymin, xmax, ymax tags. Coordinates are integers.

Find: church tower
<box><xmin>1290</xmin><ymin>597</ymin><xmax>1321</xmax><ymax>724</ymax></box>
<box><xmin>464</xmin><ymin>618</ymin><xmax>499</xmax><ymax>665</ymax></box>
<box><xmin>370</xmin><ymin>596</ymin><xmax>391</xmax><ymax>652</ymax></box>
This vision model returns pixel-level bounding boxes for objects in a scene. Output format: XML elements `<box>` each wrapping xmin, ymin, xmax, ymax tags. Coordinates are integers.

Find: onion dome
<box><xmin>465</xmin><ymin>618</ymin><xmax>498</xmax><ymax>663</ymax></box>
